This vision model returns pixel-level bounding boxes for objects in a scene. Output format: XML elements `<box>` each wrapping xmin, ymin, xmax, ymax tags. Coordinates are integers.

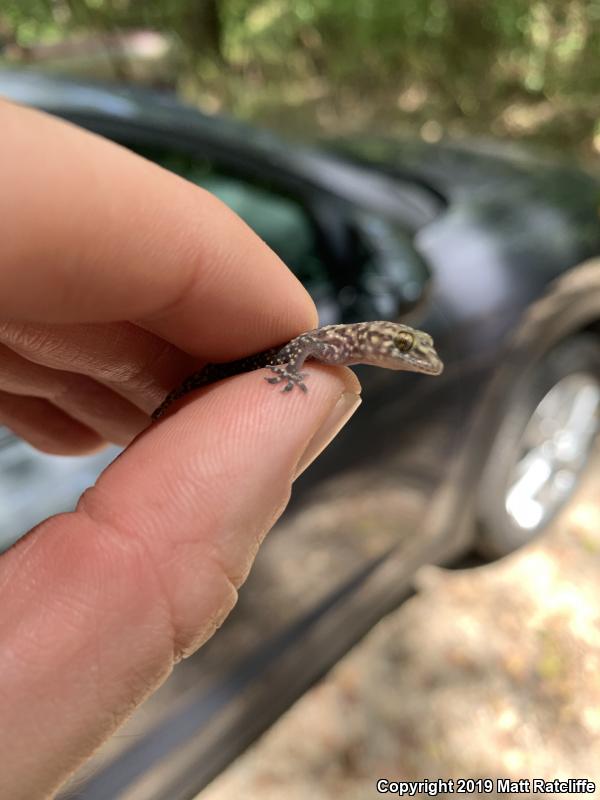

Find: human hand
<box><xmin>0</xmin><ymin>99</ymin><xmax>361</xmax><ymax>799</ymax></box>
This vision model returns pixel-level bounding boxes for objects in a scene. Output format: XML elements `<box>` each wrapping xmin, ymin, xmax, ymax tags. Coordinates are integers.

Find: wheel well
<box><xmin>434</xmin><ymin>258</ymin><xmax>600</xmax><ymax>560</ymax></box>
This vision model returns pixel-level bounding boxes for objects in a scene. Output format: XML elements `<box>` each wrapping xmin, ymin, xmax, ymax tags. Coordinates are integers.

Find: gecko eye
<box><xmin>394</xmin><ymin>332</ymin><xmax>414</xmax><ymax>353</ymax></box>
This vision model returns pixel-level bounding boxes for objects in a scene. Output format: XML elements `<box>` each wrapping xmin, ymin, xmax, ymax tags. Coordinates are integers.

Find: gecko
<box><xmin>151</xmin><ymin>321</ymin><xmax>443</xmax><ymax>420</ymax></box>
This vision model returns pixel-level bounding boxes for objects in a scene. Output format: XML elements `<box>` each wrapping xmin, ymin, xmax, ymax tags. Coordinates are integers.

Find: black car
<box><xmin>1</xmin><ymin>69</ymin><xmax>600</xmax><ymax>799</ymax></box>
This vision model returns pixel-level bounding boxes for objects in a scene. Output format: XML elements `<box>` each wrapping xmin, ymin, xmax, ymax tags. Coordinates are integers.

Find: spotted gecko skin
<box><xmin>151</xmin><ymin>321</ymin><xmax>443</xmax><ymax>420</ymax></box>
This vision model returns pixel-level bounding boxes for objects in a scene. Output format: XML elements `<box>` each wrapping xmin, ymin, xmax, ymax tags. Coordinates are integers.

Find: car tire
<box><xmin>477</xmin><ymin>333</ymin><xmax>600</xmax><ymax>559</ymax></box>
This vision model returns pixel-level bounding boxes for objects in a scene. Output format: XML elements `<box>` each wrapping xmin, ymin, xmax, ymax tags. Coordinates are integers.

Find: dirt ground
<box><xmin>201</xmin><ymin>445</ymin><xmax>600</xmax><ymax>799</ymax></box>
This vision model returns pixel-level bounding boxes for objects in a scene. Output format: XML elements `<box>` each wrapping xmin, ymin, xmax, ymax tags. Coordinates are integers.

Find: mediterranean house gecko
<box><xmin>151</xmin><ymin>321</ymin><xmax>443</xmax><ymax>420</ymax></box>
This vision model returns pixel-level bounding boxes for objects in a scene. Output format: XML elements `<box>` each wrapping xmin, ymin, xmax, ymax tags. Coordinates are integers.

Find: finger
<box><xmin>0</xmin><ymin>392</ymin><xmax>104</xmax><ymax>455</ymax></box>
<box><xmin>0</xmin><ymin>367</ymin><xmax>361</xmax><ymax>798</ymax></box>
<box><xmin>0</xmin><ymin>343</ymin><xmax>149</xmax><ymax>446</ymax></box>
<box><xmin>0</xmin><ymin>320</ymin><xmax>197</xmax><ymax>413</ymax></box>
<box><xmin>0</xmin><ymin>100</ymin><xmax>318</xmax><ymax>357</ymax></box>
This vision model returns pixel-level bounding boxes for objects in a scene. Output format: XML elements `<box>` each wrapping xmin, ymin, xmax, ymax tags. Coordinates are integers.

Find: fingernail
<box><xmin>294</xmin><ymin>391</ymin><xmax>362</xmax><ymax>479</ymax></box>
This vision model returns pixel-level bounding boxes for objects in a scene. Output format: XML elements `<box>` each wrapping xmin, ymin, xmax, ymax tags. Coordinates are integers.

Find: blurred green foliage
<box><xmin>1</xmin><ymin>0</ymin><xmax>599</xmax><ymax>156</ymax></box>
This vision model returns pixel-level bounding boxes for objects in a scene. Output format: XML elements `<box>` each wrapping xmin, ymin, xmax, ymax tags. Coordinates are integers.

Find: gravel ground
<box><xmin>201</xmin><ymin>446</ymin><xmax>600</xmax><ymax>799</ymax></box>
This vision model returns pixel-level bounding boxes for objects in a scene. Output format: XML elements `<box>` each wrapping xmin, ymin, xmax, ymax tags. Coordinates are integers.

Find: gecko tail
<box><xmin>151</xmin><ymin>368</ymin><xmax>214</xmax><ymax>420</ymax></box>
<box><xmin>151</xmin><ymin>391</ymin><xmax>178</xmax><ymax>420</ymax></box>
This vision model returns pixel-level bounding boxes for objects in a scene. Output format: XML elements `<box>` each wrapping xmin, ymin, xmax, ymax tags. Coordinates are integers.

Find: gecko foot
<box><xmin>265</xmin><ymin>365</ymin><xmax>308</xmax><ymax>393</ymax></box>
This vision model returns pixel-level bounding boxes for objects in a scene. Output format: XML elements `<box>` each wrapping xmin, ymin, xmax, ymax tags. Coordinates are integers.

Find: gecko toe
<box><xmin>266</xmin><ymin>365</ymin><xmax>309</xmax><ymax>393</ymax></box>
<box><xmin>266</xmin><ymin>366</ymin><xmax>286</xmax><ymax>385</ymax></box>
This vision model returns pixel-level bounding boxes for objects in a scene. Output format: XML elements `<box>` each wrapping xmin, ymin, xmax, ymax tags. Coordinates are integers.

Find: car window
<box><xmin>132</xmin><ymin>146</ymin><xmax>329</xmax><ymax>292</ymax></box>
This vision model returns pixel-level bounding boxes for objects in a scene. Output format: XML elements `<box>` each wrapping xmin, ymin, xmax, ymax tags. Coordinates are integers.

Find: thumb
<box><xmin>0</xmin><ymin>365</ymin><xmax>360</xmax><ymax>799</ymax></box>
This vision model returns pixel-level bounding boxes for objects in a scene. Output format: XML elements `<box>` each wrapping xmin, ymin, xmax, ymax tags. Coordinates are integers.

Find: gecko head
<box><xmin>362</xmin><ymin>321</ymin><xmax>444</xmax><ymax>375</ymax></box>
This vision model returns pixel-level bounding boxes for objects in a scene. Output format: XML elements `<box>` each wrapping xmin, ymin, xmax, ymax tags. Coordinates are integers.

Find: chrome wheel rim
<box><xmin>505</xmin><ymin>372</ymin><xmax>600</xmax><ymax>532</ymax></box>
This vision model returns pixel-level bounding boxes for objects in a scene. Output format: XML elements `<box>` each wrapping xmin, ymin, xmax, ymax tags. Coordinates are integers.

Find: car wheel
<box><xmin>477</xmin><ymin>333</ymin><xmax>600</xmax><ymax>559</ymax></box>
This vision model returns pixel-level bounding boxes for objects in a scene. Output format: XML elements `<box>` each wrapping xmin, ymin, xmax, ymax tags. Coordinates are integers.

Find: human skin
<box><xmin>0</xmin><ymin>99</ymin><xmax>361</xmax><ymax>799</ymax></box>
